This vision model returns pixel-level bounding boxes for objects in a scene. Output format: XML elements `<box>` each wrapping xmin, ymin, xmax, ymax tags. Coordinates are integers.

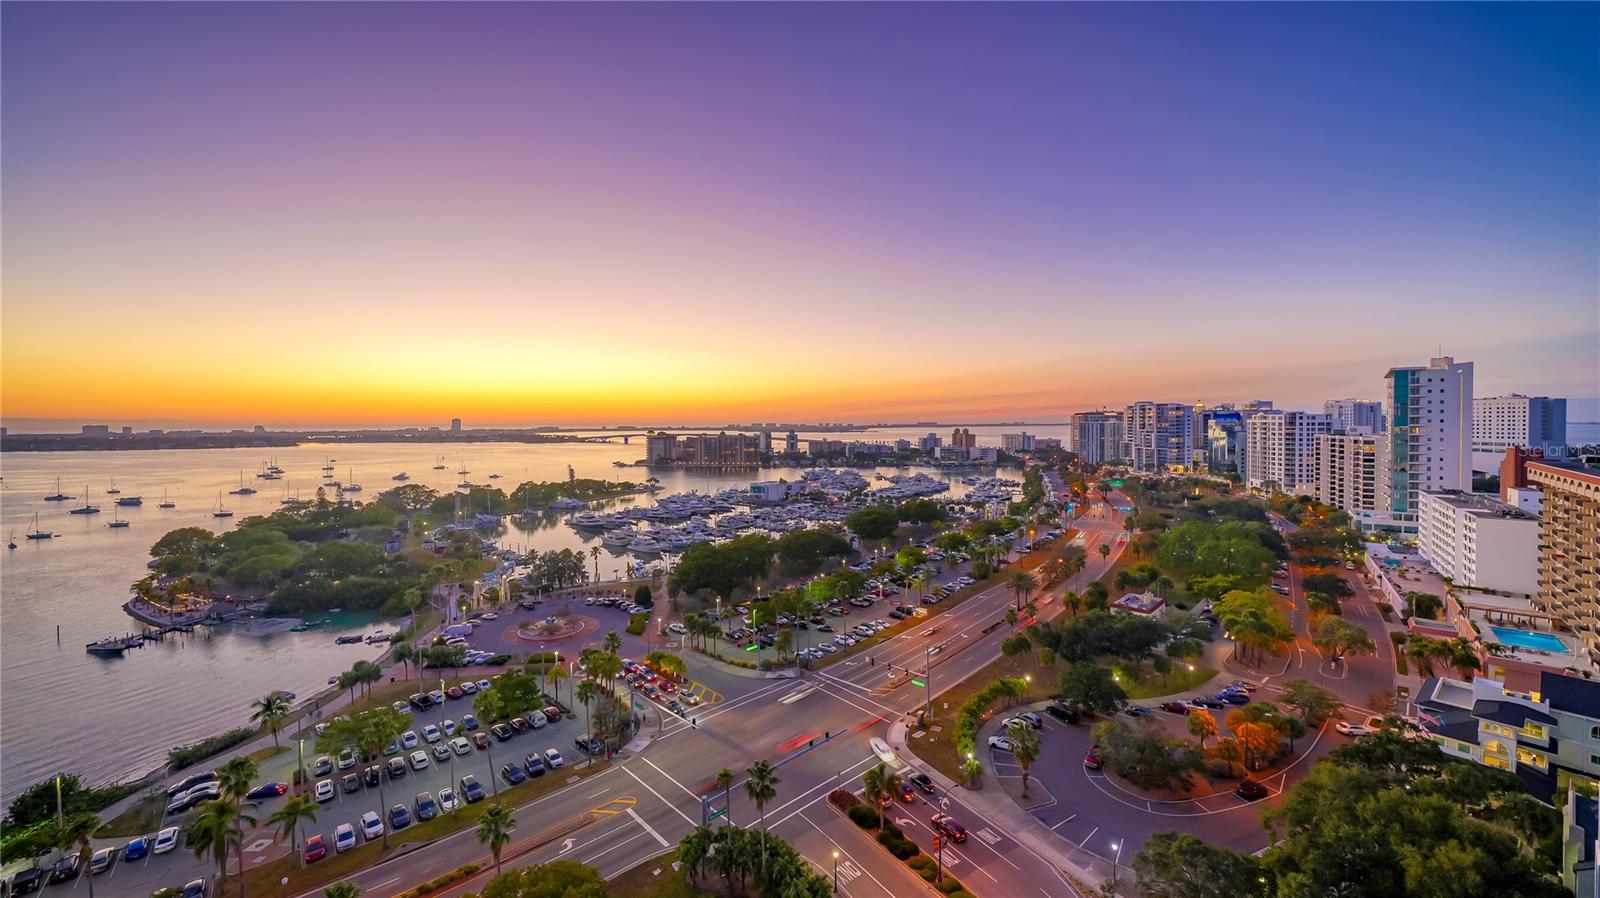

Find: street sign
<box><xmin>911</xmin><ymin>679</ymin><xmax>926</xmax><ymax>687</ymax></box>
<box><xmin>708</xmin><ymin>806</ymin><xmax>727</xmax><ymax>821</ymax></box>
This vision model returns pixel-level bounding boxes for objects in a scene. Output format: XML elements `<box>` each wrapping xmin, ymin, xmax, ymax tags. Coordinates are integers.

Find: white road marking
<box><xmin>1049</xmin><ymin>814</ymin><xmax>1077</xmax><ymax>831</ymax></box>
<box><xmin>627</xmin><ymin>807</ymin><xmax>670</xmax><ymax>848</ymax></box>
<box><xmin>1079</xmin><ymin>826</ymin><xmax>1099</xmax><ymax>847</ymax></box>
<box><xmin>619</xmin><ymin>765</ymin><xmax>700</xmax><ymax>827</ymax></box>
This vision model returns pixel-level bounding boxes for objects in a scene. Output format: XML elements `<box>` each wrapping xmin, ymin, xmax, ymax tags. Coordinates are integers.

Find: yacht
<box><xmin>116</xmin><ymin>495</ymin><xmax>143</xmax><ymax>507</ymax></box>
<box><xmin>70</xmin><ymin>488</ymin><xmax>101</xmax><ymax>515</ymax></box>
<box><xmin>393</xmin><ymin>472</ymin><xmax>409</xmax><ymax>481</ymax></box>
<box><xmin>158</xmin><ymin>489</ymin><xmax>176</xmax><ymax>509</ymax></box>
<box><xmin>229</xmin><ymin>471</ymin><xmax>257</xmax><ymax>495</ymax></box>
<box><xmin>108</xmin><ymin>509</ymin><xmax>130</xmax><ymax>528</ymax></box>
<box><xmin>488</xmin><ymin>473</ymin><xmax>501</xmax><ymax>480</ymax></box>
<box><xmin>432</xmin><ymin>455</ymin><xmax>447</xmax><ymax>470</ymax></box>
<box><xmin>43</xmin><ymin>477</ymin><xmax>73</xmax><ymax>502</ymax></box>
<box><xmin>627</xmin><ymin>535</ymin><xmax>666</xmax><ymax>555</ymax></box>
<box><xmin>25</xmin><ymin>514</ymin><xmax>54</xmax><ymax>540</ymax></box>
<box><xmin>601</xmin><ymin>529</ymin><xmax>636</xmax><ymax>549</ymax></box>
<box><xmin>457</xmin><ymin>480</ymin><xmax>473</xmax><ymax>490</ymax></box>
<box><xmin>106</xmin><ymin>478</ymin><xmax>121</xmax><ymax>495</ymax></box>
<box><xmin>568</xmin><ymin>513</ymin><xmax>607</xmax><ymax>530</ymax></box>
<box><xmin>547</xmin><ymin>497</ymin><xmax>587</xmax><ymax>511</ymax></box>
<box><xmin>212</xmin><ymin>493</ymin><xmax>234</xmax><ymax>518</ymax></box>
<box><xmin>342</xmin><ymin>469</ymin><xmax>363</xmax><ymax>493</ymax></box>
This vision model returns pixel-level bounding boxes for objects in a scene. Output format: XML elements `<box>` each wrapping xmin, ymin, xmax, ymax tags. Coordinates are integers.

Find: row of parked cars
<box><xmin>6</xmin><ymin>823</ymin><xmax>202</xmax><ymax>896</ymax></box>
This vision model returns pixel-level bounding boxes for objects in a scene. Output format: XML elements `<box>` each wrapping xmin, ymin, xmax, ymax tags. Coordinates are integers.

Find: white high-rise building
<box><xmin>1123</xmin><ymin>402</ymin><xmax>1194</xmax><ymax>472</ymax></box>
<box><xmin>1315</xmin><ymin>432</ymin><xmax>1380</xmax><ymax>524</ymax></box>
<box><xmin>1244</xmin><ymin>411</ymin><xmax>1331</xmax><ymax>494</ymax></box>
<box><xmin>1471</xmin><ymin>395</ymin><xmax>1567</xmax><ymax>473</ymax></box>
<box><xmin>1323</xmin><ymin>399</ymin><xmax>1384</xmax><ymax>434</ymax></box>
<box><xmin>1416</xmin><ymin>490</ymin><xmax>1539</xmax><ymax>595</ymax></box>
<box><xmin>1379</xmin><ymin>356</ymin><xmax>1474</xmax><ymax>526</ymax></box>
<box><xmin>1070</xmin><ymin>412</ymin><xmax>1125</xmax><ymax>465</ymax></box>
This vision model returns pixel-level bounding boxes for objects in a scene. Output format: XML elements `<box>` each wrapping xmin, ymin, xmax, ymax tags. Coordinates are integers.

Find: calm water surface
<box><xmin>0</xmin><ymin>434</ymin><xmax>1039</xmax><ymax>805</ymax></box>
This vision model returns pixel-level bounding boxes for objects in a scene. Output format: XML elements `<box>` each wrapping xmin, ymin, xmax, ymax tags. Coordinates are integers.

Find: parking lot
<box><xmin>49</xmin><ymin>685</ymin><xmax>595</xmax><ymax>898</ymax></box>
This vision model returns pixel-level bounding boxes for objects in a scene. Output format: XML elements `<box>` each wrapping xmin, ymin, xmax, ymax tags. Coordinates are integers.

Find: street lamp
<box><xmin>1111</xmin><ymin>840</ymin><xmax>1123</xmax><ymax>895</ymax></box>
<box><xmin>832</xmin><ymin>850</ymin><xmax>840</xmax><ymax>894</ymax></box>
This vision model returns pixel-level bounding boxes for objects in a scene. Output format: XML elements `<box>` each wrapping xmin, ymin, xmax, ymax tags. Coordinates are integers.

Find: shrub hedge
<box><xmin>954</xmin><ymin>677</ymin><xmax>1029</xmax><ymax>761</ymax></box>
<box><xmin>168</xmin><ymin>727</ymin><xmax>257</xmax><ymax>771</ymax></box>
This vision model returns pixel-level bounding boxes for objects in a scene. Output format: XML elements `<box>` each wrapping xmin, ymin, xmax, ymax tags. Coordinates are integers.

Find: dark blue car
<box><xmin>124</xmin><ymin>837</ymin><xmax>149</xmax><ymax>861</ymax></box>
<box><xmin>389</xmin><ymin>804</ymin><xmax>411</xmax><ymax>829</ymax></box>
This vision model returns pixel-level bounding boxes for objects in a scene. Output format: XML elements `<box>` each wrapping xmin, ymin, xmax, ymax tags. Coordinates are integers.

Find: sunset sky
<box><xmin>3</xmin><ymin>3</ymin><xmax>1597</xmax><ymax>428</ymax></box>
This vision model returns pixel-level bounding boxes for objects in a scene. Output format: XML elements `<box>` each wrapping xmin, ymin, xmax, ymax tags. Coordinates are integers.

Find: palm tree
<box><xmin>217</xmin><ymin>756</ymin><xmax>259</xmax><ymax>897</ymax></box>
<box><xmin>350</xmin><ymin>710</ymin><xmax>408</xmax><ymax>845</ymax></box>
<box><xmin>56</xmin><ymin>814</ymin><xmax>101</xmax><ymax>898</ymax></box>
<box><xmin>1186</xmin><ymin>709</ymin><xmax>1218</xmax><ymax>749</ymax></box>
<box><xmin>1098</xmin><ymin>543</ymin><xmax>1110</xmax><ymax>561</ymax></box>
<box><xmin>338</xmin><ymin>669</ymin><xmax>360</xmax><ymax>705</ymax></box>
<box><xmin>545</xmin><ymin>664</ymin><xmax>567</xmax><ymax>707</ymax></box>
<box><xmin>590</xmin><ymin>546</ymin><xmax>602</xmax><ymax>583</ymax></box>
<box><xmin>250</xmin><ymin>693</ymin><xmax>292</xmax><ymax>748</ymax></box>
<box><xmin>189</xmin><ymin>800</ymin><xmax>248</xmax><ymax>898</ymax></box>
<box><xmin>1006</xmin><ymin>720</ymin><xmax>1040</xmax><ymax>796</ymax></box>
<box><xmin>715</xmin><ymin>768</ymin><xmax>735</xmax><ymax>824</ymax></box>
<box><xmin>353</xmin><ymin>660</ymin><xmax>384</xmax><ymax>698</ymax></box>
<box><xmin>1005</xmin><ymin>570</ymin><xmax>1035</xmax><ymax>612</ymax></box>
<box><xmin>392</xmin><ymin>642</ymin><xmax>418</xmax><ymax>680</ymax></box>
<box><xmin>323</xmin><ymin>884</ymin><xmax>361</xmax><ymax>898</ymax></box>
<box><xmin>744</xmin><ymin>759</ymin><xmax>780</xmax><ymax>872</ymax></box>
<box><xmin>862</xmin><ymin>762</ymin><xmax>892</xmax><ymax>817</ymax></box>
<box><xmin>1064</xmin><ymin>590</ymin><xmax>1082</xmax><ymax>619</ymax></box>
<box><xmin>1445</xmin><ymin>638</ymin><xmax>1482</xmax><ymax>680</ymax></box>
<box><xmin>268</xmin><ymin>795</ymin><xmax>320</xmax><ymax>867</ymax></box>
<box><xmin>677</xmin><ymin>826</ymin><xmax>714</xmax><ymax>886</ymax></box>
<box><xmin>603</xmin><ymin>630</ymin><xmax>623</xmax><ymax>656</ymax></box>
<box><xmin>575</xmin><ymin>681</ymin><xmax>598</xmax><ymax>766</ymax></box>
<box><xmin>475</xmin><ymin>801</ymin><xmax>517</xmax><ymax>875</ymax></box>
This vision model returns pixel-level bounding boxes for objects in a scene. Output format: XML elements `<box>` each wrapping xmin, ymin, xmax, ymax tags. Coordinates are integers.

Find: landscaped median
<box><xmin>826</xmin><ymin>789</ymin><xmax>975</xmax><ymax>898</ymax></box>
<box><xmin>237</xmin><ymin>760</ymin><xmax>612</xmax><ymax>895</ymax></box>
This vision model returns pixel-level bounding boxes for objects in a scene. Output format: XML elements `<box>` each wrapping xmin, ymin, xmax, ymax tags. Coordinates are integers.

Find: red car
<box><xmin>472</xmin><ymin>732</ymin><xmax>491</xmax><ymax>750</ymax></box>
<box><xmin>1083</xmin><ymin>746</ymin><xmax>1104</xmax><ymax>770</ymax></box>
<box><xmin>930</xmin><ymin>814</ymin><xmax>967</xmax><ymax>843</ymax></box>
<box><xmin>445</xmin><ymin>686</ymin><xmax>465</xmax><ymax>700</ymax></box>
<box><xmin>304</xmin><ymin>835</ymin><xmax>327</xmax><ymax>863</ymax></box>
<box><xmin>658</xmin><ymin>680</ymin><xmax>677</xmax><ymax>694</ymax></box>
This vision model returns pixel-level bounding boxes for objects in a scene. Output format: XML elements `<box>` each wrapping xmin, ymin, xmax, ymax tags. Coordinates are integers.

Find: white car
<box><xmin>152</xmin><ymin>826</ymin><xmax>180</xmax><ymax>855</ymax></box>
<box><xmin>668</xmin><ymin>622</ymin><xmax>687</xmax><ymax>635</ymax></box>
<box><xmin>527</xmin><ymin>711</ymin><xmax>548</xmax><ymax>729</ymax></box>
<box><xmin>988</xmin><ymin>735</ymin><xmax>1017</xmax><ymax>752</ymax></box>
<box><xmin>543</xmin><ymin>748</ymin><xmax>566</xmax><ymax>769</ymax></box>
<box><xmin>401</xmin><ymin>730</ymin><xmax>419</xmax><ymax>749</ymax></box>
<box><xmin>428</xmin><ymin>689</ymin><xmax>446</xmax><ymax>704</ymax></box>
<box><xmin>421</xmin><ymin>724</ymin><xmax>441</xmax><ymax>743</ymax></box>
<box><xmin>438</xmin><ymin>788</ymin><xmax>460</xmax><ymax>812</ymax></box>
<box><xmin>1335</xmin><ymin>721</ymin><xmax>1373</xmax><ymax>738</ymax></box>
<box><xmin>393</xmin><ymin>701</ymin><xmax>413</xmax><ymax>715</ymax></box>
<box><xmin>481</xmin><ymin>612</ymin><xmax>498</xmax><ymax>620</ymax></box>
<box><xmin>409</xmin><ymin>750</ymin><xmax>430</xmax><ymax>771</ymax></box>
<box><xmin>476</xmin><ymin>679</ymin><xmax>492</xmax><ymax>692</ymax></box>
<box><xmin>459</xmin><ymin>681</ymin><xmax>478</xmax><ymax>695</ymax></box>
<box><xmin>314</xmin><ymin>779</ymin><xmax>336</xmax><ymax>802</ymax></box>
<box><xmin>442</xmin><ymin>719</ymin><xmax>458</xmax><ymax>736</ymax></box>
<box><xmin>360</xmin><ymin>811</ymin><xmax>384</xmax><ymax>841</ymax></box>
<box><xmin>451</xmin><ymin>737</ymin><xmax>473</xmax><ymax>756</ymax></box>
<box><xmin>334</xmin><ymin>823</ymin><xmax>356</xmax><ymax>854</ymax></box>
<box><xmin>337</xmin><ymin>748</ymin><xmax>356</xmax><ymax>770</ymax></box>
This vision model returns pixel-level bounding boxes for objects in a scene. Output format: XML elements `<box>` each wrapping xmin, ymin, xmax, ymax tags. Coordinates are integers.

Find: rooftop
<box><xmin>1421</xmin><ymin>489</ymin><xmax>1535</xmax><ymax>520</ymax></box>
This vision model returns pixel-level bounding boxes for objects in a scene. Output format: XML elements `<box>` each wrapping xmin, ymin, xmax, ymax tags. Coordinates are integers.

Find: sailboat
<box><xmin>280</xmin><ymin>482</ymin><xmax>298</xmax><ymax>505</ymax></box>
<box><xmin>8</xmin><ymin>530</ymin><xmax>17</xmax><ymax>549</ymax></box>
<box><xmin>229</xmin><ymin>471</ymin><xmax>257</xmax><ymax>495</ymax></box>
<box><xmin>212</xmin><ymin>493</ymin><xmax>234</xmax><ymax>518</ymax></box>
<box><xmin>458</xmin><ymin>461</ymin><xmax>470</xmax><ymax>475</ymax></box>
<box><xmin>70</xmin><ymin>487</ymin><xmax>101</xmax><ymax>515</ymax></box>
<box><xmin>106</xmin><ymin>478</ymin><xmax>121</xmax><ymax>495</ymax></box>
<box><xmin>158</xmin><ymin>489</ymin><xmax>175</xmax><ymax>509</ymax></box>
<box><xmin>432</xmin><ymin>455</ymin><xmax>447</xmax><ymax>470</ymax></box>
<box><xmin>392</xmin><ymin>471</ymin><xmax>409</xmax><ymax>481</ymax></box>
<box><xmin>43</xmin><ymin>477</ymin><xmax>73</xmax><ymax>501</ymax></box>
<box><xmin>342</xmin><ymin>468</ymin><xmax>363</xmax><ymax>493</ymax></box>
<box><xmin>321</xmin><ymin>457</ymin><xmax>335</xmax><ymax>473</ymax></box>
<box><xmin>26</xmin><ymin>514</ymin><xmax>55</xmax><ymax>539</ymax></box>
<box><xmin>108</xmin><ymin>508</ymin><xmax>130</xmax><ymax>528</ymax></box>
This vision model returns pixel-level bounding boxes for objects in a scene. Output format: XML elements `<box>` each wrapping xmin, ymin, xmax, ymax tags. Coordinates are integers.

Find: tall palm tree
<box><xmin>743</xmin><ymin>759</ymin><xmax>780</xmax><ymax>871</ymax></box>
<box><xmin>1006</xmin><ymin>720</ymin><xmax>1040</xmax><ymax>795</ymax></box>
<box><xmin>545</xmin><ymin>664</ymin><xmax>567</xmax><ymax>707</ymax></box>
<box><xmin>391</xmin><ymin>642</ymin><xmax>418</xmax><ymax>680</ymax></box>
<box><xmin>715</xmin><ymin>768</ymin><xmax>735</xmax><ymax>824</ymax></box>
<box><xmin>1064</xmin><ymin>591</ymin><xmax>1083</xmax><ymax>619</ymax></box>
<box><xmin>267</xmin><ymin>795</ymin><xmax>319</xmax><ymax>867</ymax></box>
<box><xmin>338</xmin><ymin>669</ymin><xmax>360</xmax><ymax>705</ymax></box>
<box><xmin>323</xmin><ymin>884</ymin><xmax>361</xmax><ymax>898</ymax></box>
<box><xmin>861</xmin><ymin>762</ymin><xmax>899</xmax><ymax>818</ymax></box>
<box><xmin>56</xmin><ymin>814</ymin><xmax>101</xmax><ymax>898</ymax></box>
<box><xmin>1098</xmin><ymin>543</ymin><xmax>1111</xmax><ymax>561</ymax></box>
<box><xmin>475</xmin><ymin>801</ymin><xmax>517</xmax><ymax>874</ymax></box>
<box><xmin>189</xmin><ymin>800</ymin><xmax>249</xmax><ymax>898</ymax></box>
<box><xmin>250</xmin><ymin>693</ymin><xmax>292</xmax><ymax>748</ymax></box>
<box><xmin>575</xmin><ymin>681</ymin><xmax>598</xmax><ymax>767</ymax></box>
<box><xmin>603</xmin><ymin>630</ymin><xmax>623</xmax><ymax>656</ymax></box>
<box><xmin>677</xmin><ymin>826</ymin><xmax>714</xmax><ymax>885</ymax></box>
<box><xmin>590</xmin><ymin>546</ymin><xmax>602</xmax><ymax>583</ymax></box>
<box><xmin>1005</xmin><ymin>570</ymin><xmax>1035</xmax><ymax>612</ymax></box>
<box><xmin>216</xmin><ymin>756</ymin><xmax>259</xmax><ymax>898</ymax></box>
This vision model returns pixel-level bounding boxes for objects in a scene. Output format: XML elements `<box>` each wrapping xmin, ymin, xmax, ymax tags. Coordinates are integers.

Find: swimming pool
<box><xmin>1488</xmin><ymin>626</ymin><xmax>1569</xmax><ymax>653</ymax></box>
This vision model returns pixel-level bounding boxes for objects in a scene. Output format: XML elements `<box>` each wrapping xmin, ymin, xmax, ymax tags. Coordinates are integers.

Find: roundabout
<box><xmin>510</xmin><ymin>612</ymin><xmax>589</xmax><ymax>643</ymax></box>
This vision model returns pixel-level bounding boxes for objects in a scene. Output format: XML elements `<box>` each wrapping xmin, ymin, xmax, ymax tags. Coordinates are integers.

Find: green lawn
<box><xmin>607</xmin><ymin>851</ymin><xmax>718</xmax><ymax>898</ymax></box>
<box><xmin>1120</xmin><ymin>662</ymin><xmax>1216</xmax><ymax>699</ymax></box>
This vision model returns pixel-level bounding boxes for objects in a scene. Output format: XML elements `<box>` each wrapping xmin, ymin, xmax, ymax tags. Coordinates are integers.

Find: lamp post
<box><xmin>1110</xmin><ymin>840</ymin><xmax>1123</xmax><ymax>896</ymax></box>
<box><xmin>832</xmin><ymin>851</ymin><xmax>840</xmax><ymax>894</ymax></box>
<box><xmin>924</xmin><ymin>644</ymin><xmax>933</xmax><ymax>718</ymax></box>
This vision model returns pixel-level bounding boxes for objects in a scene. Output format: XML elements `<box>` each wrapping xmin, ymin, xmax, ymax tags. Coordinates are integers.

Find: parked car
<box><xmin>987</xmin><ymin>734</ymin><xmax>1016</xmax><ymax>752</ymax></box>
<box><xmin>574</xmin><ymin>734</ymin><xmax>603</xmax><ymax>755</ymax></box>
<box><xmin>389</xmin><ymin>804</ymin><xmax>411</xmax><ymax>829</ymax></box>
<box><xmin>1335</xmin><ymin>721</ymin><xmax>1374</xmax><ymax>738</ymax></box>
<box><xmin>124</xmin><ymin>836</ymin><xmax>150</xmax><ymax>861</ymax></box>
<box><xmin>9</xmin><ymin>867</ymin><xmax>44</xmax><ymax>896</ymax></box>
<box><xmin>303</xmin><ymin>834</ymin><xmax>329</xmax><ymax>861</ymax></box>
<box><xmin>313</xmin><ymin>779</ymin><xmax>336</xmax><ymax>803</ymax></box>
<box><xmin>415</xmin><ymin>792</ymin><xmax>439</xmax><ymax>821</ymax></box>
<box><xmin>312</xmin><ymin>755</ymin><xmax>334</xmax><ymax>776</ymax></box>
<box><xmin>544</xmin><ymin>748</ymin><xmax>566</xmax><ymax>769</ymax></box>
<box><xmin>48</xmin><ymin>854</ymin><xmax>82</xmax><ymax>883</ymax></box>
<box><xmin>524</xmin><ymin>754</ymin><xmax>547</xmax><ymax>778</ymax></box>
<box><xmin>342</xmin><ymin>773</ymin><xmax>362</xmax><ymax>794</ymax></box>
<box><xmin>501</xmin><ymin>764</ymin><xmax>527</xmax><ymax>785</ymax></box>
<box><xmin>1083</xmin><ymin>746</ymin><xmax>1104</xmax><ymax>770</ymax></box>
<box><xmin>1227</xmin><ymin>779</ymin><xmax>1266</xmax><ymax>802</ymax></box>
<box><xmin>334</xmin><ymin>823</ymin><xmax>356</xmax><ymax>854</ymax></box>
<box><xmin>182</xmin><ymin>879</ymin><xmax>207</xmax><ymax>898</ymax></box>
<box><xmin>474</xmin><ymin>732</ymin><xmax>492</xmax><ymax>750</ymax></box>
<box><xmin>152</xmin><ymin>826</ymin><xmax>181</xmax><ymax>855</ymax></box>
<box><xmin>461</xmin><ymin>713</ymin><xmax>480</xmax><ymax>731</ymax></box>
<box><xmin>439</xmin><ymin>787</ymin><xmax>460</xmax><ymax>812</ymax></box>
<box><xmin>1045</xmin><ymin>703</ymin><xmax>1079</xmax><ymax>724</ymax></box>
<box><xmin>167</xmin><ymin>771</ymin><xmax>217</xmax><ymax>797</ymax></box>
<box><xmin>360</xmin><ymin>811</ymin><xmax>384</xmax><ymax>841</ymax></box>
<box><xmin>89</xmin><ymin>847</ymin><xmax>117</xmax><ymax>875</ymax></box>
<box><xmin>245</xmin><ymin>781</ymin><xmax>289</xmax><ymax>800</ymax></box>
<box><xmin>460</xmin><ymin>776</ymin><xmax>486</xmax><ymax>803</ymax></box>
<box><xmin>408</xmin><ymin>750</ymin><xmax>430</xmax><ymax>771</ymax></box>
<box><xmin>387</xmin><ymin>757</ymin><xmax>408</xmax><ymax>780</ymax></box>
<box><xmin>364</xmin><ymin>765</ymin><xmax>382</xmax><ymax>788</ymax></box>
<box><xmin>491</xmin><ymin>723</ymin><xmax>513</xmax><ymax>741</ymax></box>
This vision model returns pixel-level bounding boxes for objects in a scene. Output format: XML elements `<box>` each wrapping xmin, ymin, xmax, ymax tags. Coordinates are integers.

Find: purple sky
<box><xmin>3</xmin><ymin>3</ymin><xmax>1596</xmax><ymax>425</ymax></box>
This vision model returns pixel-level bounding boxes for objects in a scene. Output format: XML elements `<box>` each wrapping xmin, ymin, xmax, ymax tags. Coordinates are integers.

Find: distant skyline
<box><xmin>3</xmin><ymin>3</ymin><xmax>1596</xmax><ymax>424</ymax></box>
